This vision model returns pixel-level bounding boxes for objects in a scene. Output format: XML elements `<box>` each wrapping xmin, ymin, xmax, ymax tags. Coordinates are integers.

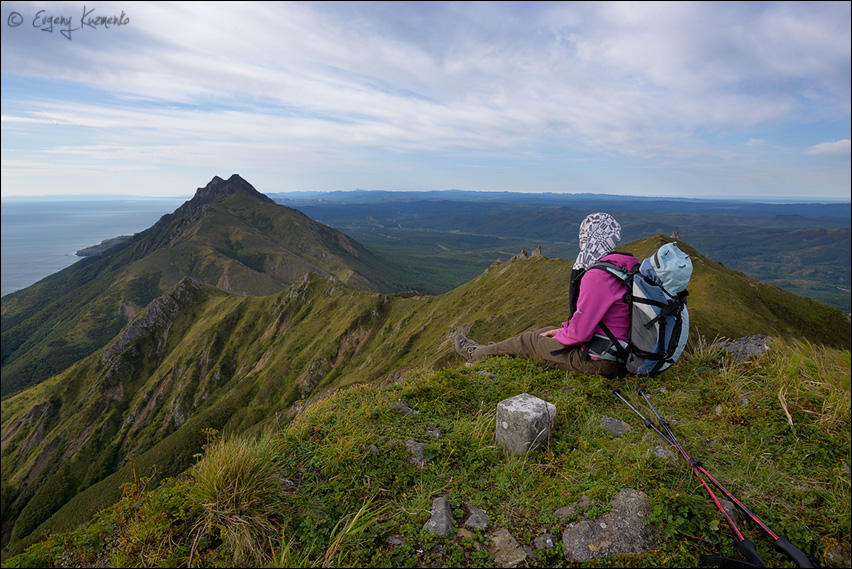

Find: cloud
<box><xmin>805</xmin><ymin>140</ymin><xmax>851</xmax><ymax>156</ymax></box>
<box><xmin>1</xmin><ymin>1</ymin><xmax>850</xmax><ymax>198</ymax></box>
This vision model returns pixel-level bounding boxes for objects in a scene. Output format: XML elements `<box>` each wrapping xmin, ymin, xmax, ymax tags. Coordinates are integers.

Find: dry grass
<box><xmin>762</xmin><ymin>339</ymin><xmax>851</xmax><ymax>435</ymax></box>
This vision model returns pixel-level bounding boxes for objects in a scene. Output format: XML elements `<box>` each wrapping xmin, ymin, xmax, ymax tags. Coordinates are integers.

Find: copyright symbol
<box><xmin>7</xmin><ymin>12</ymin><xmax>24</xmax><ymax>27</ymax></box>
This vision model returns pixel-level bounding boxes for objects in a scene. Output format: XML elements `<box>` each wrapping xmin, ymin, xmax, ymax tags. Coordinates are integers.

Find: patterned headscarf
<box><xmin>574</xmin><ymin>212</ymin><xmax>622</xmax><ymax>269</ymax></box>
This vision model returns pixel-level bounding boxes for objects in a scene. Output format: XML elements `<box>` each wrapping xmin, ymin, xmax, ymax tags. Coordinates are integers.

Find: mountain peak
<box><xmin>191</xmin><ymin>174</ymin><xmax>275</xmax><ymax>206</ymax></box>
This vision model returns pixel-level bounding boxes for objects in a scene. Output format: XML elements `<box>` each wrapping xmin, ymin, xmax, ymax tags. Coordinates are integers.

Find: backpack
<box><xmin>584</xmin><ymin>242</ymin><xmax>693</xmax><ymax>377</ymax></box>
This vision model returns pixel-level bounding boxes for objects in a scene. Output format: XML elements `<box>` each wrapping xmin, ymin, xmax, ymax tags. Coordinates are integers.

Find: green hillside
<box><xmin>2</xmin><ymin>236</ymin><xmax>849</xmax><ymax>559</ymax></box>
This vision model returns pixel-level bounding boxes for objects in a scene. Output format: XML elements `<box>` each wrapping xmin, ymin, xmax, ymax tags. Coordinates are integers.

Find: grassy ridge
<box><xmin>4</xmin><ymin>338</ymin><xmax>849</xmax><ymax>568</ymax></box>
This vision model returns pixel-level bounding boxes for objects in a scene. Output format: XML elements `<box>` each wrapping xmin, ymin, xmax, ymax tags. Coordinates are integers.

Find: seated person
<box><xmin>453</xmin><ymin>212</ymin><xmax>636</xmax><ymax>377</ymax></box>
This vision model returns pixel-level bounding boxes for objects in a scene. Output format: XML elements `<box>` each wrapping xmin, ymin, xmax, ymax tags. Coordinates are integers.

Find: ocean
<box><xmin>1</xmin><ymin>198</ymin><xmax>188</xmax><ymax>298</ymax></box>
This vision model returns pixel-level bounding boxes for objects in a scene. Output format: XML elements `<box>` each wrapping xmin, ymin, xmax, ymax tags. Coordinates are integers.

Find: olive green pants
<box><xmin>471</xmin><ymin>327</ymin><xmax>616</xmax><ymax>376</ymax></box>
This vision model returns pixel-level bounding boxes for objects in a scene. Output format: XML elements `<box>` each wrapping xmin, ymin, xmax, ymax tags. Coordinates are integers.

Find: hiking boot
<box><xmin>454</xmin><ymin>334</ymin><xmax>480</xmax><ymax>363</ymax></box>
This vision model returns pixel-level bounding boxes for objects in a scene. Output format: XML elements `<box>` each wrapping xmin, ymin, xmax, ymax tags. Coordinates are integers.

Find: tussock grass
<box><xmin>5</xmin><ymin>337</ymin><xmax>850</xmax><ymax>568</ymax></box>
<box><xmin>189</xmin><ymin>432</ymin><xmax>291</xmax><ymax>567</ymax></box>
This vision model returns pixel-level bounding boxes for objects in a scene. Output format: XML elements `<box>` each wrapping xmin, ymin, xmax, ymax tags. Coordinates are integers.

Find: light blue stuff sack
<box><xmin>639</xmin><ymin>242</ymin><xmax>693</xmax><ymax>296</ymax></box>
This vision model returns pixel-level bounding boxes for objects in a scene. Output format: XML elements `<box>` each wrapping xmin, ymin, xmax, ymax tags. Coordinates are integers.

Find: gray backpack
<box><xmin>586</xmin><ymin>243</ymin><xmax>693</xmax><ymax>377</ymax></box>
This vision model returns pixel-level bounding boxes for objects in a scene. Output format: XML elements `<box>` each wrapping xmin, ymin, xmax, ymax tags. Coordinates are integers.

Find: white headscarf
<box><xmin>575</xmin><ymin>212</ymin><xmax>622</xmax><ymax>269</ymax></box>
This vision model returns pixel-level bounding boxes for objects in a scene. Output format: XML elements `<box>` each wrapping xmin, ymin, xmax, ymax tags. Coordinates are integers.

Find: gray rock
<box><xmin>601</xmin><ymin>415</ymin><xmax>633</xmax><ymax>436</ymax></box>
<box><xmin>653</xmin><ymin>445</ymin><xmax>679</xmax><ymax>465</ymax></box>
<box><xmin>720</xmin><ymin>499</ymin><xmax>738</xmax><ymax>524</ymax></box>
<box><xmin>406</xmin><ymin>440</ymin><xmax>427</xmax><ymax>468</ymax></box>
<box><xmin>495</xmin><ymin>393</ymin><xmax>557</xmax><ymax>455</ymax></box>
<box><xmin>423</xmin><ymin>497</ymin><xmax>454</xmax><ymax>536</ymax></box>
<box><xmin>826</xmin><ymin>544</ymin><xmax>851</xmax><ymax>568</ymax></box>
<box><xmin>534</xmin><ymin>531</ymin><xmax>556</xmax><ymax>550</ymax></box>
<box><xmin>553</xmin><ymin>505</ymin><xmax>575</xmax><ymax>522</ymax></box>
<box><xmin>554</xmin><ymin>495</ymin><xmax>593</xmax><ymax>522</ymax></box>
<box><xmin>390</xmin><ymin>400</ymin><xmax>419</xmax><ymax>416</ymax></box>
<box><xmin>713</xmin><ymin>335</ymin><xmax>773</xmax><ymax>361</ymax></box>
<box><xmin>102</xmin><ymin>278</ymin><xmax>203</xmax><ymax>367</ymax></box>
<box><xmin>464</xmin><ymin>503</ymin><xmax>489</xmax><ymax>530</ymax></box>
<box><xmin>488</xmin><ymin>528</ymin><xmax>527</xmax><ymax>567</ymax></box>
<box><xmin>425</xmin><ymin>426</ymin><xmax>442</xmax><ymax>439</ymax></box>
<box><xmin>562</xmin><ymin>488</ymin><xmax>657</xmax><ymax>563</ymax></box>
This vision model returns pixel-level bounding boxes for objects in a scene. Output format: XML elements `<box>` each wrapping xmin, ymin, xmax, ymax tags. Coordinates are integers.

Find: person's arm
<box><xmin>554</xmin><ymin>270</ymin><xmax>617</xmax><ymax>345</ymax></box>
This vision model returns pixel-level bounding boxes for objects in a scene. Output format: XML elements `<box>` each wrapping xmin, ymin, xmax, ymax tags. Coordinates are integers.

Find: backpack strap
<box><xmin>568</xmin><ymin>268</ymin><xmax>585</xmax><ymax>318</ymax></box>
<box><xmin>595</xmin><ymin>321</ymin><xmax>628</xmax><ymax>378</ymax></box>
<box><xmin>587</xmin><ymin>260</ymin><xmax>633</xmax><ymax>284</ymax></box>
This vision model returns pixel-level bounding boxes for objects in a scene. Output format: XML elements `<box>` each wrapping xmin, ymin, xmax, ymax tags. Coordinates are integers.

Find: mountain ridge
<box><xmin>1</xmin><ymin>175</ymin><xmax>407</xmax><ymax>397</ymax></box>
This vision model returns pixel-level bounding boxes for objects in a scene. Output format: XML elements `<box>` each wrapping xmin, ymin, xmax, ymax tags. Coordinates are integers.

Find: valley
<box><xmin>272</xmin><ymin>191</ymin><xmax>852</xmax><ymax>312</ymax></box>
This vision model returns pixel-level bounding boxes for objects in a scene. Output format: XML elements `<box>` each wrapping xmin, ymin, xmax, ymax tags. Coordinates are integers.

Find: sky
<box><xmin>1</xmin><ymin>1</ymin><xmax>850</xmax><ymax>200</ymax></box>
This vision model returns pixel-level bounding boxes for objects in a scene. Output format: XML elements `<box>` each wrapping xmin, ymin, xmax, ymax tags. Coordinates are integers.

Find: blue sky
<box><xmin>1</xmin><ymin>1</ymin><xmax>850</xmax><ymax>200</ymax></box>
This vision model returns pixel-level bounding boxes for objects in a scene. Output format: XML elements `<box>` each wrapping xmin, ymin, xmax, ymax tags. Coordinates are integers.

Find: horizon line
<box><xmin>2</xmin><ymin>190</ymin><xmax>850</xmax><ymax>205</ymax></box>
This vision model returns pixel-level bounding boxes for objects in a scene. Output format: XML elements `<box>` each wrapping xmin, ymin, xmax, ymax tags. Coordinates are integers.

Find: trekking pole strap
<box><xmin>774</xmin><ymin>535</ymin><xmax>815</xmax><ymax>568</ymax></box>
<box><xmin>700</xmin><ymin>555</ymin><xmax>765</xmax><ymax>568</ymax></box>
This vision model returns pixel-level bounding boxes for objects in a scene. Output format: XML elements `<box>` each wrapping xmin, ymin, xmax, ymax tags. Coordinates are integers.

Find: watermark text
<box><xmin>7</xmin><ymin>5</ymin><xmax>130</xmax><ymax>40</ymax></box>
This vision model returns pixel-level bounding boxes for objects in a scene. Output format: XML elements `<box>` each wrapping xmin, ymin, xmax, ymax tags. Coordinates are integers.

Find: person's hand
<box><xmin>540</xmin><ymin>329</ymin><xmax>559</xmax><ymax>338</ymax></box>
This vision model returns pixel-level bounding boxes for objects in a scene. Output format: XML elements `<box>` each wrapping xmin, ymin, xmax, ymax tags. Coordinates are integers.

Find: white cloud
<box><xmin>805</xmin><ymin>140</ymin><xmax>851</xmax><ymax>156</ymax></box>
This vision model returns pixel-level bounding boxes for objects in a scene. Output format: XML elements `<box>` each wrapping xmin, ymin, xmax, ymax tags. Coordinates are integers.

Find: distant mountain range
<box><xmin>1</xmin><ymin>175</ymin><xmax>849</xmax><ymax>555</ymax></box>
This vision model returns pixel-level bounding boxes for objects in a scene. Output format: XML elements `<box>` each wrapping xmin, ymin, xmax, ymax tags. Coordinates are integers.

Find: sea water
<box><xmin>1</xmin><ymin>198</ymin><xmax>187</xmax><ymax>298</ymax></box>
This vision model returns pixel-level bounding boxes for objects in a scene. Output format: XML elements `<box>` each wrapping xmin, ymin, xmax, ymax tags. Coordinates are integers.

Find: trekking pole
<box><xmin>611</xmin><ymin>388</ymin><xmax>767</xmax><ymax>568</ymax></box>
<box><xmin>635</xmin><ymin>387</ymin><xmax>815</xmax><ymax>569</ymax></box>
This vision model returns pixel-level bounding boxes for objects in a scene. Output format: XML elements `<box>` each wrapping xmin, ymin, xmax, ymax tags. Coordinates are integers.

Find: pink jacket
<box><xmin>554</xmin><ymin>252</ymin><xmax>639</xmax><ymax>348</ymax></box>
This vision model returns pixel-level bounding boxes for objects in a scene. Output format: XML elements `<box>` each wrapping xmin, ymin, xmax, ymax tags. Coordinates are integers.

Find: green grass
<box><xmin>5</xmin><ymin>337</ymin><xmax>849</xmax><ymax>568</ymax></box>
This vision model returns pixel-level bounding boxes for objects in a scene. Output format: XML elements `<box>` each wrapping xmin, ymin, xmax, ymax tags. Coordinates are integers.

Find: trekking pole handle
<box><xmin>735</xmin><ymin>538</ymin><xmax>767</xmax><ymax>568</ymax></box>
<box><xmin>774</xmin><ymin>535</ymin><xmax>814</xmax><ymax>568</ymax></box>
